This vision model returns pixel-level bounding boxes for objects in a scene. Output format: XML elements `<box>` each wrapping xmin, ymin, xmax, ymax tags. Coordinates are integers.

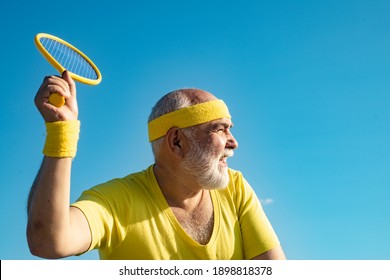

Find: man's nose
<box><xmin>226</xmin><ymin>131</ymin><xmax>238</xmax><ymax>150</ymax></box>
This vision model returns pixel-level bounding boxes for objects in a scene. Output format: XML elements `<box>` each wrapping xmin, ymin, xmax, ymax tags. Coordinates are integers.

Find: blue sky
<box><xmin>0</xmin><ymin>0</ymin><xmax>389</xmax><ymax>260</ymax></box>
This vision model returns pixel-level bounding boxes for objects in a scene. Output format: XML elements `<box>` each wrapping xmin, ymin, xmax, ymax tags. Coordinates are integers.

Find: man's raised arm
<box><xmin>27</xmin><ymin>71</ymin><xmax>91</xmax><ymax>258</ymax></box>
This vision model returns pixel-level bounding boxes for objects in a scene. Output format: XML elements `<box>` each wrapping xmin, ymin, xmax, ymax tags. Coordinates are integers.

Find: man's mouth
<box><xmin>219</xmin><ymin>150</ymin><xmax>234</xmax><ymax>163</ymax></box>
<box><xmin>220</xmin><ymin>157</ymin><xmax>227</xmax><ymax>163</ymax></box>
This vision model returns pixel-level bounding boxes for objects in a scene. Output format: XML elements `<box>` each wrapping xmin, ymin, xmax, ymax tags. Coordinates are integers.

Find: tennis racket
<box><xmin>34</xmin><ymin>33</ymin><xmax>102</xmax><ymax>107</ymax></box>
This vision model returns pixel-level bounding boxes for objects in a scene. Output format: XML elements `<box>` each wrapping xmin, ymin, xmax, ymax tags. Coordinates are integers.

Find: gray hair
<box><xmin>149</xmin><ymin>89</ymin><xmax>198</xmax><ymax>156</ymax></box>
<box><xmin>148</xmin><ymin>89</ymin><xmax>193</xmax><ymax>122</ymax></box>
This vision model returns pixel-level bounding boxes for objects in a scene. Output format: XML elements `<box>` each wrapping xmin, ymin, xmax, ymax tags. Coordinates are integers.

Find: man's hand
<box><xmin>34</xmin><ymin>71</ymin><xmax>78</xmax><ymax>122</ymax></box>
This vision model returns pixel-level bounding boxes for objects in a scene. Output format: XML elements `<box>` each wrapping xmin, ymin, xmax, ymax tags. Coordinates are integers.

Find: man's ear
<box><xmin>165</xmin><ymin>127</ymin><xmax>184</xmax><ymax>157</ymax></box>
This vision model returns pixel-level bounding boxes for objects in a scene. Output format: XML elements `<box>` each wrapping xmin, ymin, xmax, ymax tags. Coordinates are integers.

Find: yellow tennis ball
<box><xmin>49</xmin><ymin>93</ymin><xmax>65</xmax><ymax>108</ymax></box>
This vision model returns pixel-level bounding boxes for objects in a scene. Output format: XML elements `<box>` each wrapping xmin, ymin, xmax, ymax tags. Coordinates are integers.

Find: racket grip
<box><xmin>49</xmin><ymin>93</ymin><xmax>66</xmax><ymax>108</ymax></box>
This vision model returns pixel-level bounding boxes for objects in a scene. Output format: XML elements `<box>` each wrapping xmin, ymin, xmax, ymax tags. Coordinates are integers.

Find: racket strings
<box><xmin>40</xmin><ymin>37</ymin><xmax>98</xmax><ymax>80</ymax></box>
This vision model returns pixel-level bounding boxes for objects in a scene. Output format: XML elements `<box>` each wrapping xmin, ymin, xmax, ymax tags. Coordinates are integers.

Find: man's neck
<box><xmin>153</xmin><ymin>163</ymin><xmax>206</xmax><ymax>210</ymax></box>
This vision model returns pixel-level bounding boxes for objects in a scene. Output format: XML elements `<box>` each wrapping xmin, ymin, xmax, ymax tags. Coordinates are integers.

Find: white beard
<box><xmin>181</xmin><ymin>140</ymin><xmax>233</xmax><ymax>190</ymax></box>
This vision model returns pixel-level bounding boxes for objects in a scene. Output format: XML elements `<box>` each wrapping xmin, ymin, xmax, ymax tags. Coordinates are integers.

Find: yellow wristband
<box><xmin>43</xmin><ymin>120</ymin><xmax>80</xmax><ymax>158</ymax></box>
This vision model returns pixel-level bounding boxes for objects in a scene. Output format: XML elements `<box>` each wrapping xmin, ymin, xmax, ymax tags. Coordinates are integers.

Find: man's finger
<box><xmin>61</xmin><ymin>71</ymin><xmax>76</xmax><ymax>96</ymax></box>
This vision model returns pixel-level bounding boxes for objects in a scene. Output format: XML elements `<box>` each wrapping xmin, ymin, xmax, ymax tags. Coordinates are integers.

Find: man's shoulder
<box><xmin>73</xmin><ymin>165</ymin><xmax>156</xmax><ymax>211</ymax></box>
<box><xmin>226</xmin><ymin>168</ymin><xmax>255</xmax><ymax>194</ymax></box>
<box><xmin>121</xmin><ymin>164</ymin><xmax>154</xmax><ymax>183</ymax></box>
<box><xmin>228</xmin><ymin>167</ymin><xmax>244</xmax><ymax>182</ymax></box>
<box><xmin>89</xmin><ymin>165</ymin><xmax>154</xmax><ymax>194</ymax></box>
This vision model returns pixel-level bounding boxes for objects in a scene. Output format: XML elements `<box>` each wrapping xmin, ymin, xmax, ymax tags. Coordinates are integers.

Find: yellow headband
<box><xmin>148</xmin><ymin>99</ymin><xmax>231</xmax><ymax>142</ymax></box>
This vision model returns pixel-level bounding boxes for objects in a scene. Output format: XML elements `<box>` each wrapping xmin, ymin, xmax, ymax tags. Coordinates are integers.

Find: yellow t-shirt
<box><xmin>72</xmin><ymin>165</ymin><xmax>279</xmax><ymax>259</ymax></box>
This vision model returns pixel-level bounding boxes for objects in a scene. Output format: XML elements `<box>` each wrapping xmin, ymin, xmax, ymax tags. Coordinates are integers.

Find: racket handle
<box><xmin>49</xmin><ymin>93</ymin><xmax>66</xmax><ymax>107</ymax></box>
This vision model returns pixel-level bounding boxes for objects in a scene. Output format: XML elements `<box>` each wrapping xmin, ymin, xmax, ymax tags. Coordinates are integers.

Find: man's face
<box><xmin>181</xmin><ymin>118</ymin><xmax>238</xmax><ymax>190</ymax></box>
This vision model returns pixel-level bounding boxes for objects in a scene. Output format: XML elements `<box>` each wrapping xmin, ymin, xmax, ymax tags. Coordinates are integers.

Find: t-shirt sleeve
<box><xmin>71</xmin><ymin>179</ymin><xmax>127</xmax><ymax>254</ymax></box>
<box><xmin>234</xmin><ymin>173</ymin><xmax>280</xmax><ymax>259</ymax></box>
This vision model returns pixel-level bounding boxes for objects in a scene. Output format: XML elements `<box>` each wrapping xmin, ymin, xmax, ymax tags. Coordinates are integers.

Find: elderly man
<box><xmin>27</xmin><ymin>71</ymin><xmax>286</xmax><ymax>260</ymax></box>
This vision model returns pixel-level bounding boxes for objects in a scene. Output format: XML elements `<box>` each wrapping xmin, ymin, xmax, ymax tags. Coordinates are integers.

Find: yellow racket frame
<box><xmin>34</xmin><ymin>33</ymin><xmax>102</xmax><ymax>85</ymax></box>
